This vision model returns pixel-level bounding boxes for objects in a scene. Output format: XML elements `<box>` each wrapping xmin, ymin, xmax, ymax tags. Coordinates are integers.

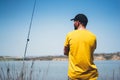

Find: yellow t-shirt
<box><xmin>64</xmin><ymin>30</ymin><xmax>98</xmax><ymax>80</ymax></box>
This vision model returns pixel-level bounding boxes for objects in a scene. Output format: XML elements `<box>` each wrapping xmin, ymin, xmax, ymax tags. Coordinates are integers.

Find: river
<box><xmin>0</xmin><ymin>60</ymin><xmax>120</xmax><ymax>80</ymax></box>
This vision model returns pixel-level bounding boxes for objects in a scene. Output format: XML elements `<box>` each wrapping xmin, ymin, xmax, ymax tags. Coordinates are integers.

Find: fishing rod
<box><xmin>23</xmin><ymin>0</ymin><xmax>36</xmax><ymax>62</ymax></box>
<box><xmin>20</xmin><ymin>0</ymin><xmax>37</xmax><ymax>79</ymax></box>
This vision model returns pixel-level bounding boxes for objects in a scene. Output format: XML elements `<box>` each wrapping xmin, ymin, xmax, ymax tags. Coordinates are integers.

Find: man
<box><xmin>64</xmin><ymin>14</ymin><xmax>98</xmax><ymax>80</ymax></box>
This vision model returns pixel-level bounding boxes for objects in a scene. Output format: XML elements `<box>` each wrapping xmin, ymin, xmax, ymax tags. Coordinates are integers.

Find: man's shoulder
<box><xmin>67</xmin><ymin>30</ymin><xmax>75</xmax><ymax>35</ymax></box>
<box><xmin>86</xmin><ymin>30</ymin><xmax>96</xmax><ymax>37</ymax></box>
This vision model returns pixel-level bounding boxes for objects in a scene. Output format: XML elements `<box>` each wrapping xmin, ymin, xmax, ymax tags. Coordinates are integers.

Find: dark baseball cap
<box><xmin>71</xmin><ymin>14</ymin><xmax>88</xmax><ymax>22</ymax></box>
<box><xmin>71</xmin><ymin>14</ymin><xmax>88</xmax><ymax>26</ymax></box>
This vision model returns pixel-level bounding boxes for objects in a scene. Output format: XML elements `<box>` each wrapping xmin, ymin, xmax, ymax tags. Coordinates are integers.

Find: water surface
<box><xmin>0</xmin><ymin>60</ymin><xmax>120</xmax><ymax>80</ymax></box>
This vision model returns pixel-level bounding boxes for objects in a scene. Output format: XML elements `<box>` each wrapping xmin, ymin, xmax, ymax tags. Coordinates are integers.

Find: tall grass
<box><xmin>42</xmin><ymin>61</ymin><xmax>50</xmax><ymax>80</ymax></box>
<box><xmin>0</xmin><ymin>60</ymin><xmax>120</xmax><ymax>80</ymax></box>
<box><xmin>98</xmin><ymin>68</ymin><xmax>120</xmax><ymax>80</ymax></box>
<box><xmin>0</xmin><ymin>60</ymin><xmax>45</xmax><ymax>80</ymax></box>
<box><xmin>113</xmin><ymin>69</ymin><xmax>115</xmax><ymax>80</ymax></box>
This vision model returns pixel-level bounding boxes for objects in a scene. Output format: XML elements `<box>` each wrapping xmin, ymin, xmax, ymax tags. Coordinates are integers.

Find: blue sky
<box><xmin>0</xmin><ymin>0</ymin><xmax>120</xmax><ymax>56</ymax></box>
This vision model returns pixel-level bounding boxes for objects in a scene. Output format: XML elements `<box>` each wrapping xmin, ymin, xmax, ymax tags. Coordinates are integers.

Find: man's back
<box><xmin>64</xmin><ymin>30</ymin><xmax>98</xmax><ymax>80</ymax></box>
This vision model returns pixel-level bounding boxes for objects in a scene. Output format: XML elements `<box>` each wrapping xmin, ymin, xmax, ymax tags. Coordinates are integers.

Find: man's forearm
<box><xmin>64</xmin><ymin>46</ymin><xmax>69</xmax><ymax>56</ymax></box>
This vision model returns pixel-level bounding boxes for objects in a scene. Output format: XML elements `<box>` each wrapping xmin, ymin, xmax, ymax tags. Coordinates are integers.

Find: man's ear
<box><xmin>77</xmin><ymin>21</ymin><xmax>80</xmax><ymax>26</ymax></box>
<box><xmin>78</xmin><ymin>21</ymin><xmax>81</xmax><ymax>25</ymax></box>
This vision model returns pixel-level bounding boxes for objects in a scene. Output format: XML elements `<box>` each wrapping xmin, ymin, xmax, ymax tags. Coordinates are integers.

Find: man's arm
<box><xmin>64</xmin><ymin>46</ymin><xmax>69</xmax><ymax>56</ymax></box>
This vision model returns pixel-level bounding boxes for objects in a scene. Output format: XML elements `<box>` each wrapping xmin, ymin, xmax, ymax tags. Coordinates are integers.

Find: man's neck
<box><xmin>77</xmin><ymin>25</ymin><xmax>86</xmax><ymax>30</ymax></box>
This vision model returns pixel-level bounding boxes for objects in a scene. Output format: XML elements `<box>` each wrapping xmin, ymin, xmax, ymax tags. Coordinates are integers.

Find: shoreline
<box><xmin>0</xmin><ymin>52</ymin><xmax>120</xmax><ymax>61</ymax></box>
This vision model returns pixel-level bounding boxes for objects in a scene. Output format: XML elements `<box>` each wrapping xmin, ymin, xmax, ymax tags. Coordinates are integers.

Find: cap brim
<box><xmin>71</xmin><ymin>18</ymin><xmax>74</xmax><ymax>21</ymax></box>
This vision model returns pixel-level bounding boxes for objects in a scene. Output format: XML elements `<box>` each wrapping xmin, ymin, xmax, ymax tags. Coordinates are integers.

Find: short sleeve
<box><xmin>64</xmin><ymin>33</ymin><xmax>69</xmax><ymax>47</ymax></box>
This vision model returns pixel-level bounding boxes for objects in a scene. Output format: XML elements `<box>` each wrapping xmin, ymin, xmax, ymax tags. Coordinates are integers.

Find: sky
<box><xmin>0</xmin><ymin>0</ymin><xmax>120</xmax><ymax>57</ymax></box>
